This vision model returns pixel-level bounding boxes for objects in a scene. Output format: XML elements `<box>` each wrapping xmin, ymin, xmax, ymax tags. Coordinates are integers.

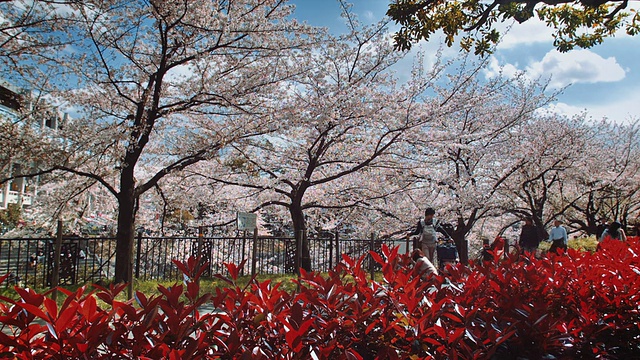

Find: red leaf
<box><xmin>134</xmin><ymin>291</ymin><xmax>148</xmax><ymax>307</ymax></box>
<box><xmin>16</xmin><ymin>302</ymin><xmax>48</xmax><ymax>321</ymax></box>
<box><xmin>43</xmin><ymin>298</ymin><xmax>58</xmax><ymax>320</ymax></box>
<box><xmin>79</xmin><ymin>295</ymin><xmax>98</xmax><ymax>321</ymax></box>
<box><xmin>495</xmin><ymin>329</ymin><xmax>517</xmax><ymax>346</ymax></box>
<box><xmin>224</xmin><ymin>262</ymin><xmax>241</xmax><ymax>280</ymax></box>
<box><xmin>14</xmin><ymin>287</ymin><xmax>44</xmax><ymax>306</ymax></box>
<box><xmin>56</xmin><ymin>303</ymin><xmax>78</xmax><ymax>332</ymax></box>
<box><xmin>448</xmin><ymin>327</ymin><xmax>465</xmax><ymax>344</ymax></box>
<box><xmin>345</xmin><ymin>348</ymin><xmax>364</xmax><ymax>360</ymax></box>
<box><xmin>369</xmin><ymin>250</ymin><xmax>384</xmax><ymax>265</ymax></box>
<box><xmin>77</xmin><ymin>343</ymin><xmax>88</xmax><ymax>353</ymax></box>
<box><xmin>290</xmin><ymin>302</ymin><xmax>303</xmax><ymax>329</ymax></box>
<box><xmin>172</xmin><ymin>258</ymin><xmax>191</xmax><ymax>277</ymax></box>
<box><xmin>441</xmin><ymin>312</ymin><xmax>463</xmax><ymax>324</ymax></box>
<box><xmin>433</xmin><ymin>320</ymin><xmax>446</xmax><ymax>339</ymax></box>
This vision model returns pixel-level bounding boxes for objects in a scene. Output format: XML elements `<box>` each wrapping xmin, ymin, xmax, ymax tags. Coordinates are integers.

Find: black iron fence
<box><xmin>1</xmin><ymin>232</ymin><xmax>409</xmax><ymax>289</ymax></box>
<box><xmin>0</xmin><ymin>236</ymin><xmax>117</xmax><ymax>288</ymax></box>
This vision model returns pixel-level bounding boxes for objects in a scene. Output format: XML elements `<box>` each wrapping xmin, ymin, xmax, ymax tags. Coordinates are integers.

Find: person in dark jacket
<box><xmin>406</xmin><ymin>207</ymin><xmax>449</xmax><ymax>263</ymax></box>
<box><xmin>518</xmin><ymin>217</ymin><xmax>541</xmax><ymax>255</ymax></box>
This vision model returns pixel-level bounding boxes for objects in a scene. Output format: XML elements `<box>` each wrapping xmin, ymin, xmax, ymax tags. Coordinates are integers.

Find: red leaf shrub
<box><xmin>1</xmin><ymin>240</ymin><xmax>639</xmax><ymax>358</ymax></box>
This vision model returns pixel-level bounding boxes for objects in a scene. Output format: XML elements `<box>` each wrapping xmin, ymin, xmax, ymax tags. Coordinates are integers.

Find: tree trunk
<box><xmin>451</xmin><ymin>217</ymin><xmax>472</xmax><ymax>265</ymax></box>
<box><xmin>584</xmin><ymin>192</ymin><xmax>601</xmax><ymax>236</ymax></box>
<box><xmin>114</xmin><ymin>172</ymin><xmax>137</xmax><ymax>284</ymax></box>
<box><xmin>532</xmin><ymin>212</ymin><xmax>548</xmax><ymax>240</ymax></box>
<box><xmin>290</xmin><ymin>201</ymin><xmax>311</xmax><ymax>273</ymax></box>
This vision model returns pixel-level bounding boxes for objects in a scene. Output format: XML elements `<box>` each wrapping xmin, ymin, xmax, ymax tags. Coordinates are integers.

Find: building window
<box><xmin>24</xmin><ymin>178</ymin><xmax>34</xmax><ymax>193</ymax></box>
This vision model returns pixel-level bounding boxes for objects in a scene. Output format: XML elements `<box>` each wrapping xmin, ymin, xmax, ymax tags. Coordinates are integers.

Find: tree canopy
<box><xmin>2</xmin><ymin>0</ymin><xmax>639</xmax><ymax>275</ymax></box>
<box><xmin>387</xmin><ymin>0</ymin><xmax>640</xmax><ymax>55</ymax></box>
<box><xmin>0</xmin><ymin>0</ymin><xmax>319</xmax><ymax>282</ymax></box>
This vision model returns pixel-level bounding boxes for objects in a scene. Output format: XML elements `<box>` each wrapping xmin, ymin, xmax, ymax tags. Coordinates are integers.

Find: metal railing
<box><xmin>1</xmin><ymin>232</ymin><xmax>409</xmax><ymax>288</ymax></box>
<box><xmin>0</xmin><ymin>236</ymin><xmax>116</xmax><ymax>288</ymax></box>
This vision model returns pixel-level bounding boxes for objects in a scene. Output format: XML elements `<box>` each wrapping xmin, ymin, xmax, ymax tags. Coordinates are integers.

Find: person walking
<box><xmin>407</xmin><ymin>207</ymin><xmax>447</xmax><ymax>263</ymax></box>
<box><xmin>599</xmin><ymin>221</ymin><xmax>627</xmax><ymax>242</ymax></box>
<box><xmin>518</xmin><ymin>217</ymin><xmax>541</xmax><ymax>255</ymax></box>
<box><xmin>548</xmin><ymin>219</ymin><xmax>568</xmax><ymax>254</ymax></box>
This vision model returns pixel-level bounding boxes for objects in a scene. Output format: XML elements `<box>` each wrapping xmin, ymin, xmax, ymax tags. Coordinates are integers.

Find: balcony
<box><xmin>0</xmin><ymin>190</ymin><xmax>35</xmax><ymax>208</ymax></box>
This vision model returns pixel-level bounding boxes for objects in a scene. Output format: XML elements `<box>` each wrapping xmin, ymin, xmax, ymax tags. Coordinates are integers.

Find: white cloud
<box><xmin>528</xmin><ymin>50</ymin><xmax>626</xmax><ymax>88</ymax></box>
<box><xmin>165</xmin><ymin>64</ymin><xmax>194</xmax><ymax>83</ymax></box>
<box><xmin>496</xmin><ymin>19</ymin><xmax>556</xmax><ymax>49</ymax></box>
<box><xmin>541</xmin><ymin>93</ymin><xmax>640</xmax><ymax>125</ymax></box>
<box><xmin>486</xmin><ymin>49</ymin><xmax>626</xmax><ymax>88</ymax></box>
<box><xmin>485</xmin><ymin>56</ymin><xmax>521</xmax><ymax>79</ymax></box>
<box><xmin>363</xmin><ymin>10</ymin><xmax>375</xmax><ymax>22</ymax></box>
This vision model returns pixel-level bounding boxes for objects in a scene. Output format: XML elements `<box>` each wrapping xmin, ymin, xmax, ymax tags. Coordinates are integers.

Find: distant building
<box><xmin>0</xmin><ymin>77</ymin><xmax>68</xmax><ymax>210</ymax></box>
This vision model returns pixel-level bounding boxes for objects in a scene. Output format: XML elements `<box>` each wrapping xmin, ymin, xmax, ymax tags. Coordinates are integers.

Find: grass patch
<box><xmin>132</xmin><ymin>273</ymin><xmax>299</xmax><ymax>296</ymax></box>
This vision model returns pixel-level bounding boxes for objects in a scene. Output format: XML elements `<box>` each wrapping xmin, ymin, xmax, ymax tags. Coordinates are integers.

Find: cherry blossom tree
<box><xmin>0</xmin><ymin>1</ymin><xmax>70</xmax><ymax>67</ymax></box>
<box><xmin>1</xmin><ymin>0</ymin><xmax>318</xmax><ymax>282</ymax></box>
<box><xmin>0</xmin><ymin>93</ymin><xmax>69</xmax><ymax>187</ymax></box>
<box><xmin>564</xmin><ymin>120</ymin><xmax>640</xmax><ymax>234</ymax></box>
<box><xmin>399</xmin><ymin>68</ymin><xmax>560</xmax><ymax>261</ymax></box>
<box><xmin>31</xmin><ymin>173</ymin><xmax>116</xmax><ymax>232</ymax></box>
<box><xmin>596</xmin><ymin>122</ymin><xmax>640</xmax><ymax>225</ymax></box>
<box><xmin>176</xmin><ymin>21</ymin><xmax>580</xmax><ymax>270</ymax></box>
<box><xmin>483</xmin><ymin>113</ymin><xmax>605</xmax><ymax>241</ymax></box>
<box><xmin>179</xmin><ymin>7</ymin><xmax>453</xmax><ymax>271</ymax></box>
<box><xmin>1</xmin><ymin>1</ymin><xmax>89</xmax><ymax>181</ymax></box>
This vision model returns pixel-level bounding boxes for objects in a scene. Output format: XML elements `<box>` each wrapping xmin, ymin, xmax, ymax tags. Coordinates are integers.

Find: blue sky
<box><xmin>290</xmin><ymin>0</ymin><xmax>639</xmax><ymax>124</ymax></box>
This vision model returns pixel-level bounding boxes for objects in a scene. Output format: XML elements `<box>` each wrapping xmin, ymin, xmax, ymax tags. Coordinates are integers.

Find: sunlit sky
<box><xmin>290</xmin><ymin>0</ymin><xmax>640</xmax><ymax>124</ymax></box>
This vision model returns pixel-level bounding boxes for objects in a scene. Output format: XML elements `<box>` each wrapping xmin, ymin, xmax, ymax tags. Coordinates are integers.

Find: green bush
<box><xmin>568</xmin><ymin>235</ymin><xmax>599</xmax><ymax>252</ymax></box>
<box><xmin>537</xmin><ymin>235</ymin><xmax>598</xmax><ymax>253</ymax></box>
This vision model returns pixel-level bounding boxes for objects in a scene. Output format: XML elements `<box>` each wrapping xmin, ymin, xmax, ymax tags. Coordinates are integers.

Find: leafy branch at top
<box><xmin>387</xmin><ymin>0</ymin><xmax>639</xmax><ymax>55</ymax></box>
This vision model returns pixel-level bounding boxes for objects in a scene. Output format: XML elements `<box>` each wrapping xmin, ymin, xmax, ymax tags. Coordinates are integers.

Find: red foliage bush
<box><xmin>1</xmin><ymin>240</ymin><xmax>639</xmax><ymax>359</ymax></box>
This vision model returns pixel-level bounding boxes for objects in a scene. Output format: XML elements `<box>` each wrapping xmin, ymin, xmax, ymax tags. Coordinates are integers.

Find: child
<box><xmin>411</xmin><ymin>249</ymin><xmax>438</xmax><ymax>279</ymax></box>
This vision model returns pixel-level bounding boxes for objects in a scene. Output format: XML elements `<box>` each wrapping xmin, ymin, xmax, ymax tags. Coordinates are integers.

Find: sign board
<box><xmin>237</xmin><ymin>212</ymin><xmax>257</xmax><ymax>231</ymax></box>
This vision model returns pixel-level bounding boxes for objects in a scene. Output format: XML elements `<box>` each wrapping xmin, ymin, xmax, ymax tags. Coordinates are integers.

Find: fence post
<box><xmin>295</xmin><ymin>230</ymin><xmax>304</xmax><ymax>274</ymax></box>
<box><xmin>369</xmin><ymin>232</ymin><xmax>375</xmax><ymax>280</ymax></box>
<box><xmin>295</xmin><ymin>230</ymin><xmax>304</xmax><ymax>292</ymax></box>
<box><xmin>135</xmin><ymin>232</ymin><xmax>142</xmax><ymax>279</ymax></box>
<box><xmin>51</xmin><ymin>220</ymin><xmax>63</xmax><ymax>302</ymax></box>
<box><xmin>302</xmin><ymin>230</ymin><xmax>309</xmax><ymax>271</ymax></box>
<box><xmin>336</xmin><ymin>232</ymin><xmax>340</xmax><ymax>266</ymax></box>
<box><xmin>242</xmin><ymin>230</ymin><xmax>247</xmax><ymax>277</ymax></box>
<box><xmin>251</xmin><ymin>227</ymin><xmax>258</xmax><ymax>277</ymax></box>
<box><xmin>197</xmin><ymin>226</ymin><xmax>204</xmax><ymax>291</ymax></box>
<box><xmin>405</xmin><ymin>235</ymin><xmax>410</xmax><ymax>254</ymax></box>
<box><xmin>127</xmin><ymin>231</ymin><xmax>139</xmax><ymax>299</ymax></box>
<box><xmin>461</xmin><ymin>239</ymin><xmax>469</xmax><ymax>265</ymax></box>
<box><xmin>329</xmin><ymin>232</ymin><xmax>336</xmax><ymax>269</ymax></box>
<box><xmin>197</xmin><ymin>226</ymin><xmax>204</xmax><ymax>259</ymax></box>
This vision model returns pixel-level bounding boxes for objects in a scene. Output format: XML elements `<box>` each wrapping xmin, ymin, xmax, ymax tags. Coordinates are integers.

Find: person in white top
<box><xmin>411</xmin><ymin>249</ymin><xmax>438</xmax><ymax>279</ymax></box>
<box><xmin>548</xmin><ymin>219</ymin><xmax>568</xmax><ymax>254</ymax></box>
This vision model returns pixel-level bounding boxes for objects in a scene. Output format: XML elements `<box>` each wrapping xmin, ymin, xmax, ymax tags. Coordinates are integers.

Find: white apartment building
<box><xmin>0</xmin><ymin>78</ymin><xmax>67</xmax><ymax>210</ymax></box>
